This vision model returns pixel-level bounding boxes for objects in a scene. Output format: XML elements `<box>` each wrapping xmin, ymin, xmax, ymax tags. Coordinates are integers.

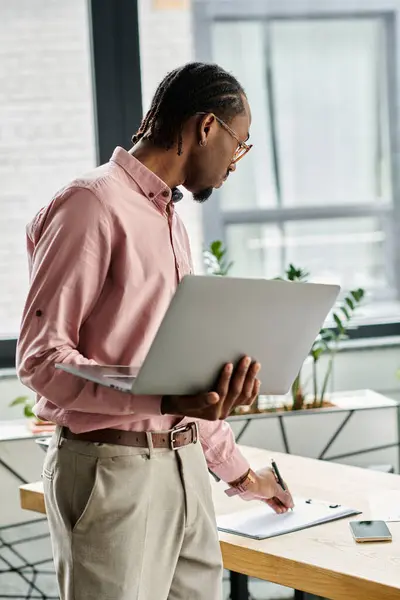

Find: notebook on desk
<box><xmin>217</xmin><ymin>497</ymin><xmax>360</xmax><ymax>540</ymax></box>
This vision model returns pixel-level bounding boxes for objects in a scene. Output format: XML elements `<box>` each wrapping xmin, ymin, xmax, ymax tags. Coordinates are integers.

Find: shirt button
<box><xmin>149</xmin><ymin>192</ymin><xmax>154</xmax><ymax>198</ymax></box>
<box><xmin>162</xmin><ymin>190</ymin><xmax>169</xmax><ymax>198</ymax></box>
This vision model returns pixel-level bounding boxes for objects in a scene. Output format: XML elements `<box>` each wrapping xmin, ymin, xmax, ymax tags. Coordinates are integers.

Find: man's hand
<box><xmin>245</xmin><ymin>467</ymin><xmax>294</xmax><ymax>514</ymax></box>
<box><xmin>161</xmin><ymin>356</ymin><xmax>260</xmax><ymax>420</ymax></box>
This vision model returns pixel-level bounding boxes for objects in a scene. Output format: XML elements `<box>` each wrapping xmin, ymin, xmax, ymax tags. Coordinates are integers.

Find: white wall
<box><xmin>304</xmin><ymin>340</ymin><xmax>400</xmax><ymax>402</ymax></box>
<box><xmin>0</xmin><ymin>0</ymin><xmax>96</xmax><ymax>338</ymax></box>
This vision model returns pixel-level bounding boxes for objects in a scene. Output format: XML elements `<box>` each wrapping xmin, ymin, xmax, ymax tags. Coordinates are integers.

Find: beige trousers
<box><xmin>43</xmin><ymin>427</ymin><xmax>223</xmax><ymax>600</ymax></box>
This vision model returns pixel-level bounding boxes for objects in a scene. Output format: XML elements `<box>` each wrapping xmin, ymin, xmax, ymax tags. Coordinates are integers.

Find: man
<box><xmin>17</xmin><ymin>62</ymin><xmax>293</xmax><ymax>600</ymax></box>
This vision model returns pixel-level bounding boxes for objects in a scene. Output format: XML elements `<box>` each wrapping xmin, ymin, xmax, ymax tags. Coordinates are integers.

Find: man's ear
<box><xmin>198</xmin><ymin>113</ymin><xmax>216</xmax><ymax>147</ymax></box>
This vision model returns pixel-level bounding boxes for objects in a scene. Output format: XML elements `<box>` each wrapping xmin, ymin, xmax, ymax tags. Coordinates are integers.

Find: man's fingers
<box><xmin>167</xmin><ymin>358</ymin><xmax>261</xmax><ymax>422</ymax></box>
<box><xmin>216</xmin><ymin>363</ymin><xmax>233</xmax><ymax>401</ymax></box>
<box><xmin>228</xmin><ymin>356</ymin><xmax>252</xmax><ymax>399</ymax></box>
<box><xmin>241</xmin><ymin>378</ymin><xmax>261</xmax><ymax>407</ymax></box>
<box><xmin>253</xmin><ymin>377</ymin><xmax>261</xmax><ymax>397</ymax></box>
<box><xmin>207</xmin><ymin>392</ymin><xmax>220</xmax><ymax>405</ymax></box>
<box><xmin>229</xmin><ymin>363</ymin><xmax>260</xmax><ymax>412</ymax></box>
<box><xmin>274</xmin><ymin>486</ymin><xmax>294</xmax><ymax>509</ymax></box>
<box><xmin>212</xmin><ymin>358</ymin><xmax>262</xmax><ymax>419</ymax></box>
<box><xmin>217</xmin><ymin>357</ymin><xmax>251</xmax><ymax>419</ymax></box>
<box><xmin>241</xmin><ymin>362</ymin><xmax>261</xmax><ymax>399</ymax></box>
<box><xmin>264</xmin><ymin>498</ymin><xmax>288</xmax><ymax>514</ymax></box>
<box><xmin>185</xmin><ymin>392</ymin><xmax>219</xmax><ymax>411</ymax></box>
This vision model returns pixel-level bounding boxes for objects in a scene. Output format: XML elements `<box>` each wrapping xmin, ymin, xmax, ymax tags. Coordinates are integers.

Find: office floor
<box><xmin>0</xmin><ymin>521</ymin><xmax>293</xmax><ymax>600</ymax></box>
<box><xmin>0</xmin><ymin>520</ymin><xmax>58</xmax><ymax>599</ymax></box>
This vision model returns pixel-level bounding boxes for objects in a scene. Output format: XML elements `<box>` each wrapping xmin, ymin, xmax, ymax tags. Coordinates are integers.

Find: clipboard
<box><xmin>217</xmin><ymin>497</ymin><xmax>361</xmax><ymax>540</ymax></box>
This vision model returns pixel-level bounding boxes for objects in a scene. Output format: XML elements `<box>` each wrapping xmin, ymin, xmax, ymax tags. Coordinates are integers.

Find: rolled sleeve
<box><xmin>198</xmin><ymin>419</ymin><xmax>250</xmax><ymax>483</ymax></box>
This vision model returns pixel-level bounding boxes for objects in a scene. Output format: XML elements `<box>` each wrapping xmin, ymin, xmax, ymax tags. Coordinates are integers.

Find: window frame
<box><xmin>0</xmin><ymin>0</ymin><xmax>143</xmax><ymax>369</ymax></box>
<box><xmin>193</xmin><ymin>0</ymin><xmax>400</xmax><ymax>337</ymax></box>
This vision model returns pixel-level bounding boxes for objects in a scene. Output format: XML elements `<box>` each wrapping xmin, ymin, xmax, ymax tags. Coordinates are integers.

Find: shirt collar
<box><xmin>110</xmin><ymin>147</ymin><xmax>172</xmax><ymax>206</ymax></box>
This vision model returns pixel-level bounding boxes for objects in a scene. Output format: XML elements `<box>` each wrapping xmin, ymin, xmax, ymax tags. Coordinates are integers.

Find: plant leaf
<box><xmin>285</xmin><ymin>264</ymin><xmax>309</xmax><ymax>282</ymax></box>
<box><xmin>340</xmin><ymin>306</ymin><xmax>350</xmax><ymax>320</ymax></box>
<box><xmin>333</xmin><ymin>313</ymin><xmax>345</xmax><ymax>333</ymax></box>
<box><xmin>320</xmin><ymin>329</ymin><xmax>336</xmax><ymax>342</ymax></box>
<box><xmin>210</xmin><ymin>240</ymin><xmax>222</xmax><ymax>254</ymax></box>
<box><xmin>351</xmin><ymin>288</ymin><xmax>365</xmax><ymax>303</ymax></box>
<box><xmin>203</xmin><ymin>240</ymin><xmax>233</xmax><ymax>277</ymax></box>
<box><xmin>24</xmin><ymin>404</ymin><xmax>35</xmax><ymax>418</ymax></box>
<box><xmin>311</xmin><ymin>346</ymin><xmax>325</xmax><ymax>361</ymax></box>
<box><xmin>9</xmin><ymin>396</ymin><xmax>29</xmax><ymax>407</ymax></box>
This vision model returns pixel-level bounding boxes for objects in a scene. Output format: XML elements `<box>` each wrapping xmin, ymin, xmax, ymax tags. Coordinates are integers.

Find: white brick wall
<box><xmin>0</xmin><ymin>0</ymin><xmax>96</xmax><ymax>337</ymax></box>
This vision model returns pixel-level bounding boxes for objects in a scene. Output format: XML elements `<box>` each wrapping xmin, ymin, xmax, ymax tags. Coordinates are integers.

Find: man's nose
<box><xmin>229</xmin><ymin>163</ymin><xmax>237</xmax><ymax>173</ymax></box>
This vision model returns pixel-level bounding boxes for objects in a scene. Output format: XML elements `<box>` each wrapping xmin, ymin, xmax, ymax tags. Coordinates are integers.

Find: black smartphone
<box><xmin>350</xmin><ymin>520</ymin><xmax>392</xmax><ymax>543</ymax></box>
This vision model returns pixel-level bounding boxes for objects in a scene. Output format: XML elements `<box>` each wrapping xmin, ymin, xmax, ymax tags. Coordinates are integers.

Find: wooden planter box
<box><xmin>227</xmin><ymin>390</ymin><xmax>400</xmax><ymax>472</ymax></box>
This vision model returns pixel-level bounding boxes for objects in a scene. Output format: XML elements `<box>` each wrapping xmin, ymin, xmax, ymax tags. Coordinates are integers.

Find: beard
<box><xmin>193</xmin><ymin>187</ymin><xmax>214</xmax><ymax>203</ymax></box>
<box><xmin>192</xmin><ymin>168</ymin><xmax>231</xmax><ymax>203</ymax></box>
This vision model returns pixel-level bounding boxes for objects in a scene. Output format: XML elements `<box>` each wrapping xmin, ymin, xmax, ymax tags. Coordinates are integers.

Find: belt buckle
<box><xmin>170</xmin><ymin>422</ymin><xmax>198</xmax><ymax>450</ymax></box>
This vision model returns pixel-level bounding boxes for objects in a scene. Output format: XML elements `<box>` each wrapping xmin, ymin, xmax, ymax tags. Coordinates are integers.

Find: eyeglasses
<box><xmin>197</xmin><ymin>112</ymin><xmax>252</xmax><ymax>164</ymax></box>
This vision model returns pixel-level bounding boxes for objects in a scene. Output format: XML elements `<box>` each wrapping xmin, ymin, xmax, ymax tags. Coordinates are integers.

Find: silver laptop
<box><xmin>56</xmin><ymin>275</ymin><xmax>340</xmax><ymax>397</ymax></box>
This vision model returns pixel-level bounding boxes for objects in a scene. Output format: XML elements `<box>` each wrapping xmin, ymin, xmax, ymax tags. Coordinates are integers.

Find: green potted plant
<box><xmin>280</xmin><ymin>264</ymin><xmax>364</xmax><ymax>410</ymax></box>
<box><xmin>9</xmin><ymin>395</ymin><xmax>36</xmax><ymax>419</ymax></box>
<box><xmin>9</xmin><ymin>396</ymin><xmax>55</xmax><ymax>433</ymax></box>
<box><xmin>203</xmin><ymin>241</ymin><xmax>365</xmax><ymax>412</ymax></box>
<box><xmin>203</xmin><ymin>240</ymin><xmax>233</xmax><ymax>276</ymax></box>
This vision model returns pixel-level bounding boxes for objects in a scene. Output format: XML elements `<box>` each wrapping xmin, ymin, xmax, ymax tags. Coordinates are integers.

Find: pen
<box><xmin>271</xmin><ymin>459</ymin><xmax>293</xmax><ymax>511</ymax></box>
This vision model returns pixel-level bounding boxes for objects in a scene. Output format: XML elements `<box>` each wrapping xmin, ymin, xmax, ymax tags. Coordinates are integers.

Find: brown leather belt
<box><xmin>61</xmin><ymin>422</ymin><xmax>198</xmax><ymax>451</ymax></box>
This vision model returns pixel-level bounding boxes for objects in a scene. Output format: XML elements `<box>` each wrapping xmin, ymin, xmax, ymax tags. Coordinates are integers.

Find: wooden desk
<box><xmin>20</xmin><ymin>447</ymin><xmax>400</xmax><ymax>600</ymax></box>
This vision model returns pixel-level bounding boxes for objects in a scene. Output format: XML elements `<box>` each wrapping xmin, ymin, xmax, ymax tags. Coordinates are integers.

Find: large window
<box><xmin>194</xmin><ymin>1</ymin><xmax>400</xmax><ymax>328</ymax></box>
<box><xmin>0</xmin><ymin>0</ymin><xmax>96</xmax><ymax>340</ymax></box>
<box><xmin>0</xmin><ymin>0</ymin><xmax>179</xmax><ymax>367</ymax></box>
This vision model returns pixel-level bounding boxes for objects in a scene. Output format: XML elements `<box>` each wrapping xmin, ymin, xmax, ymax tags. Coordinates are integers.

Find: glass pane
<box><xmin>284</xmin><ymin>219</ymin><xmax>388</xmax><ymax>293</ymax></box>
<box><xmin>0</xmin><ymin>0</ymin><xmax>96</xmax><ymax>338</ymax></box>
<box><xmin>211</xmin><ymin>21</ymin><xmax>278</xmax><ymax>210</ymax></box>
<box><xmin>226</xmin><ymin>217</ymin><xmax>390</xmax><ymax>298</ymax></box>
<box><xmin>226</xmin><ymin>224</ymin><xmax>281</xmax><ymax>279</ymax></box>
<box><xmin>271</xmin><ymin>18</ymin><xmax>392</xmax><ymax>207</ymax></box>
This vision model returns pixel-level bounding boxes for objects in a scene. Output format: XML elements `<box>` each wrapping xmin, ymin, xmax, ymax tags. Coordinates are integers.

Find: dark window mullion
<box><xmin>89</xmin><ymin>0</ymin><xmax>143</xmax><ymax>165</ymax></box>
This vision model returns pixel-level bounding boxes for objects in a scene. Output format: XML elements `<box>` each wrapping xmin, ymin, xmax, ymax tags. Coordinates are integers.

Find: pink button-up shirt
<box><xmin>16</xmin><ymin>147</ymin><xmax>249</xmax><ymax>483</ymax></box>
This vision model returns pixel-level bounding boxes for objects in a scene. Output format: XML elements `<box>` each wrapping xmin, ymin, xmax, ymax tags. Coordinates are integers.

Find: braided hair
<box><xmin>132</xmin><ymin>62</ymin><xmax>245</xmax><ymax>155</ymax></box>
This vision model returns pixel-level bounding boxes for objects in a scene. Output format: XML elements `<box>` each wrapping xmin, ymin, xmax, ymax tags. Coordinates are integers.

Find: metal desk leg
<box><xmin>0</xmin><ymin>456</ymin><xmax>28</xmax><ymax>484</ymax></box>
<box><xmin>230</xmin><ymin>571</ymin><xmax>250</xmax><ymax>600</ymax></box>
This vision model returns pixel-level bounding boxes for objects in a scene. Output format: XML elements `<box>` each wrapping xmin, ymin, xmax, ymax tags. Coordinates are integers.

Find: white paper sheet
<box><xmin>369</xmin><ymin>491</ymin><xmax>400</xmax><ymax>522</ymax></box>
<box><xmin>217</xmin><ymin>496</ymin><xmax>360</xmax><ymax>540</ymax></box>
